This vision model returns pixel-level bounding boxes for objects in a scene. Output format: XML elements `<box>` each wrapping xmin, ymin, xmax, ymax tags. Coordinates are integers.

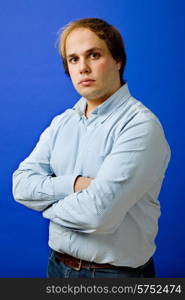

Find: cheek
<box><xmin>94</xmin><ymin>59</ymin><xmax>114</xmax><ymax>74</ymax></box>
<box><xmin>68</xmin><ymin>68</ymin><xmax>78</xmax><ymax>84</ymax></box>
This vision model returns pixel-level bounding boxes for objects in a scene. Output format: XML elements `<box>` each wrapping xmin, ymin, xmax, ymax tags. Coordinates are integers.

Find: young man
<box><xmin>13</xmin><ymin>18</ymin><xmax>171</xmax><ymax>278</ymax></box>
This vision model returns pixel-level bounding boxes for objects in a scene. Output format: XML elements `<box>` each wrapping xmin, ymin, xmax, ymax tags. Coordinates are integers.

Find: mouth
<box><xmin>79</xmin><ymin>79</ymin><xmax>95</xmax><ymax>86</ymax></box>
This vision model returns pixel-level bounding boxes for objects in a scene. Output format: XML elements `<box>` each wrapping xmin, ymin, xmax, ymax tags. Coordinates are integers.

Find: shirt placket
<box><xmin>74</xmin><ymin>115</ymin><xmax>96</xmax><ymax>176</ymax></box>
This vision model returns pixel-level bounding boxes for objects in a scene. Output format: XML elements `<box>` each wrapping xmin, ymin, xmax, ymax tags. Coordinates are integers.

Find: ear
<box><xmin>116</xmin><ymin>60</ymin><xmax>122</xmax><ymax>71</ymax></box>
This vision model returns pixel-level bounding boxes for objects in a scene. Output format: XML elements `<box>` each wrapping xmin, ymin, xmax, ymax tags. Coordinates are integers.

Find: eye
<box><xmin>68</xmin><ymin>57</ymin><xmax>78</xmax><ymax>64</ymax></box>
<box><xmin>89</xmin><ymin>52</ymin><xmax>101</xmax><ymax>59</ymax></box>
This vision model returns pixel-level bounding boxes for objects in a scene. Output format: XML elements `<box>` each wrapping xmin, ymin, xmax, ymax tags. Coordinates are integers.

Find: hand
<box><xmin>74</xmin><ymin>176</ymin><xmax>94</xmax><ymax>192</ymax></box>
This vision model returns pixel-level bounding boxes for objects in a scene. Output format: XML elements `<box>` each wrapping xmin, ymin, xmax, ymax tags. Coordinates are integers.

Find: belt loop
<box><xmin>72</xmin><ymin>259</ymin><xmax>82</xmax><ymax>271</ymax></box>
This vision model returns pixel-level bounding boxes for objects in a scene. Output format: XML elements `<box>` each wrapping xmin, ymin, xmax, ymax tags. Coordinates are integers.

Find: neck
<box><xmin>84</xmin><ymin>82</ymin><xmax>122</xmax><ymax>118</ymax></box>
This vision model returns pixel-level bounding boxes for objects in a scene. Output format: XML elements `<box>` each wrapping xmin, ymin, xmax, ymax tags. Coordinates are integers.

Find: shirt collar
<box><xmin>73</xmin><ymin>82</ymin><xmax>131</xmax><ymax>123</ymax></box>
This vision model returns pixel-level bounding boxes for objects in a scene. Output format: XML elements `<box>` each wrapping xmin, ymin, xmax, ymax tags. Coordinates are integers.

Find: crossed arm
<box><xmin>13</xmin><ymin>116</ymin><xmax>169</xmax><ymax>234</ymax></box>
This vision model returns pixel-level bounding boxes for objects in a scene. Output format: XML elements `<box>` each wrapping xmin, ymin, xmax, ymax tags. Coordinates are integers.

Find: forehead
<box><xmin>65</xmin><ymin>28</ymin><xmax>108</xmax><ymax>55</ymax></box>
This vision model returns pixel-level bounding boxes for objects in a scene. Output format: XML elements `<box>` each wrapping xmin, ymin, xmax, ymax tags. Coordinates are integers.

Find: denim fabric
<box><xmin>47</xmin><ymin>251</ymin><xmax>155</xmax><ymax>278</ymax></box>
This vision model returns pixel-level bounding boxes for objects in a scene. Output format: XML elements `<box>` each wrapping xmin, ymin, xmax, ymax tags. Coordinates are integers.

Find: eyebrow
<box><xmin>66</xmin><ymin>47</ymin><xmax>103</xmax><ymax>59</ymax></box>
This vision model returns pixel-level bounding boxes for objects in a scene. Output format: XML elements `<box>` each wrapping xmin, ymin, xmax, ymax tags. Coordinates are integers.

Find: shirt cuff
<box><xmin>52</xmin><ymin>174</ymin><xmax>80</xmax><ymax>198</ymax></box>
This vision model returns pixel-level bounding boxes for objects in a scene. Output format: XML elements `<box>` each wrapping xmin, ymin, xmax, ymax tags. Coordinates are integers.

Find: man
<box><xmin>12</xmin><ymin>18</ymin><xmax>171</xmax><ymax>278</ymax></box>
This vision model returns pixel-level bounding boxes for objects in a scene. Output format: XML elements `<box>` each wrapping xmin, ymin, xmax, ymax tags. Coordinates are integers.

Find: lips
<box><xmin>79</xmin><ymin>79</ymin><xmax>95</xmax><ymax>85</ymax></box>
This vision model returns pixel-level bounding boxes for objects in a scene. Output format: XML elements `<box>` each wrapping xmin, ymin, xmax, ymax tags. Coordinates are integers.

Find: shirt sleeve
<box><xmin>42</xmin><ymin>115</ymin><xmax>171</xmax><ymax>234</ymax></box>
<box><xmin>12</xmin><ymin>115</ymin><xmax>79</xmax><ymax>211</ymax></box>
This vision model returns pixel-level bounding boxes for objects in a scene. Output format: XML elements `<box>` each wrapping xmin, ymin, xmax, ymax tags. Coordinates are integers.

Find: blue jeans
<box><xmin>47</xmin><ymin>250</ymin><xmax>156</xmax><ymax>278</ymax></box>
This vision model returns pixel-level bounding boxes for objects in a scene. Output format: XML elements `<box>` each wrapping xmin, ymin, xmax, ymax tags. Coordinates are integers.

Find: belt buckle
<box><xmin>72</xmin><ymin>259</ymin><xmax>82</xmax><ymax>271</ymax></box>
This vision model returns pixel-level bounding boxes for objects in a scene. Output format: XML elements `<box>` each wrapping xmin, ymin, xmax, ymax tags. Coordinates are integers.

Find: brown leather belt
<box><xmin>54</xmin><ymin>251</ymin><xmax>138</xmax><ymax>271</ymax></box>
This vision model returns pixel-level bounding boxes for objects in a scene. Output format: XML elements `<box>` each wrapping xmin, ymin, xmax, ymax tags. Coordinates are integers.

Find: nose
<box><xmin>79</xmin><ymin>58</ymin><xmax>91</xmax><ymax>74</ymax></box>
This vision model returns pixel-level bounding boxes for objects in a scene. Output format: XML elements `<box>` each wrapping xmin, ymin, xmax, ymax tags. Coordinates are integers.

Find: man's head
<box><xmin>58</xmin><ymin>18</ymin><xmax>127</xmax><ymax>102</ymax></box>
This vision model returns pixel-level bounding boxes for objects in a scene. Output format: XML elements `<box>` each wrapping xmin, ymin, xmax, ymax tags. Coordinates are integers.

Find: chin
<box><xmin>78</xmin><ymin>90</ymin><xmax>96</xmax><ymax>99</ymax></box>
<box><xmin>82</xmin><ymin>93</ymin><xmax>98</xmax><ymax>100</ymax></box>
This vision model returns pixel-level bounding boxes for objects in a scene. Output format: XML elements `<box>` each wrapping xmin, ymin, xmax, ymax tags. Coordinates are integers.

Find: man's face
<box><xmin>65</xmin><ymin>28</ymin><xmax>122</xmax><ymax>103</ymax></box>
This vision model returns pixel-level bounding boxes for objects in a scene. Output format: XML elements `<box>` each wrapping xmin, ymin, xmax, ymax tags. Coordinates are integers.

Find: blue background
<box><xmin>0</xmin><ymin>0</ymin><xmax>184</xmax><ymax>277</ymax></box>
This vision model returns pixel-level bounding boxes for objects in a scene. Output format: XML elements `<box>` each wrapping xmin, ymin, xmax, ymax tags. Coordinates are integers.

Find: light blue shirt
<box><xmin>13</xmin><ymin>83</ymin><xmax>171</xmax><ymax>267</ymax></box>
